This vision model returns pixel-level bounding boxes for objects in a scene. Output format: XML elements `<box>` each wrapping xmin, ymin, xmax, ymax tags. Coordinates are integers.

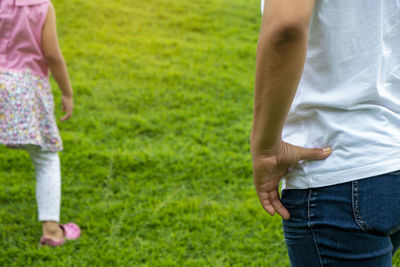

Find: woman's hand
<box><xmin>251</xmin><ymin>141</ymin><xmax>331</xmax><ymax>220</ymax></box>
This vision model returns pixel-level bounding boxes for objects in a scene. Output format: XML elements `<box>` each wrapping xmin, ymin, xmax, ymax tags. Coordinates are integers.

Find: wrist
<box><xmin>62</xmin><ymin>91</ymin><xmax>73</xmax><ymax>98</ymax></box>
<box><xmin>250</xmin><ymin>124</ymin><xmax>284</xmax><ymax>156</ymax></box>
<box><xmin>250</xmin><ymin>136</ymin><xmax>283</xmax><ymax>157</ymax></box>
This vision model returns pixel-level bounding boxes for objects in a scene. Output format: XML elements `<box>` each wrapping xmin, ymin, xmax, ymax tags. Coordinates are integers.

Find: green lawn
<box><xmin>1</xmin><ymin>0</ymin><xmax>400</xmax><ymax>266</ymax></box>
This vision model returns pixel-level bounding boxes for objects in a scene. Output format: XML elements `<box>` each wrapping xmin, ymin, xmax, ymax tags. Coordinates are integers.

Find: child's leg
<box><xmin>26</xmin><ymin>146</ymin><xmax>63</xmax><ymax>239</ymax></box>
<box><xmin>27</xmin><ymin>145</ymin><xmax>61</xmax><ymax>222</ymax></box>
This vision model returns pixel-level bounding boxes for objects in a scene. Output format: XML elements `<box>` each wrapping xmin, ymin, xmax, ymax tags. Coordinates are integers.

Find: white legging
<box><xmin>26</xmin><ymin>146</ymin><xmax>61</xmax><ymax>222</ymax></box>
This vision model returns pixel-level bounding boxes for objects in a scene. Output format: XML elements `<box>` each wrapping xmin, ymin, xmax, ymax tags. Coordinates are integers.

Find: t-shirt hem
<box><xmin>283</xmin><ymin>157</ymin><xmax>400</xmax><ymax>190</ymax></box>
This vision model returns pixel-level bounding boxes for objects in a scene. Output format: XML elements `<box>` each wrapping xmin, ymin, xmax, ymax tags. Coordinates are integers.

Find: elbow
<box><xmin>44</xmin><ymin>51</ymin><xmax>63</xmax><ymax>65</ymax></box>
<box><xmin>264</xmin><ymin>20</ymin><xmax>309</xmax><ymax>46</ymax></box>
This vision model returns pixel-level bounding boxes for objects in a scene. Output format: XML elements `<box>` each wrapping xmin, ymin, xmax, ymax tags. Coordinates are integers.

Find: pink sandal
<box><xmin>40</xmin><ymin>223</ymin><xmax>81</xmax><ymax>247</ymax></box>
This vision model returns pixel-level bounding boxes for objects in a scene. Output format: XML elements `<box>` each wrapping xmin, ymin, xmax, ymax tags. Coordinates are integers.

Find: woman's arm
<box><xmin>251</xmin><ymin>0</ymin><xmax>330</xmax><ymax>220</ymax></box>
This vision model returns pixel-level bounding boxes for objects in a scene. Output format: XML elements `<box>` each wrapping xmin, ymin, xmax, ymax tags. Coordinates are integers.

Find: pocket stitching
<box><xmin>352</xmin><ymin>181</ymin><xmax>372</xmax><ymax>231</ymax></box>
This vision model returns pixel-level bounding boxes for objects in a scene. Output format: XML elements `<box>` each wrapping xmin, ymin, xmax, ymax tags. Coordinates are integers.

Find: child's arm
<box><xmin>42</xmin><ymin>3</ymin><xmax>73</xmax><ymax>122</ymax></box>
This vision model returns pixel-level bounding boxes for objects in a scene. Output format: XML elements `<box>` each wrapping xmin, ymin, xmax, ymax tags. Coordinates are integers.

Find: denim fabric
<box><xmin>282</xmin><ymin>171</ymin><xmax>400</xmax><ymax>267</ymax></box>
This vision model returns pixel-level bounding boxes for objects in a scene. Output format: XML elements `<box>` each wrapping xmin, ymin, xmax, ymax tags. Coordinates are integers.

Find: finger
<box><xmin>271</xmin><ymin>198</ymin><xmax>290</xmax><ymax>220</ymax></box>
<box><xmin>268</xmin><ymin>190</ymin><xmax>290</xmax><ymax>220</ymax></box>
<box><xmin>61</xmin><ymin>113</ymin><xmax>71</xmax><ymax>121</ymax></box>
<box><xmin>257</xmin><ymin>191</ymin><xmax>276</xmax><ymax>216</ymax></box>
<box><xmin>297</xmin><ymin>146</ymin><xmax>332</xmax><ymax>161</ymax></box>
<box><xmin>263</xmin><ymin>204</ymin><xmax>276</xmax><ymax>216</ymax></box>
<box><xmin>62</xmin><ymin>99</ymin><xmax>66</xmax><ymax>111</ymax></box>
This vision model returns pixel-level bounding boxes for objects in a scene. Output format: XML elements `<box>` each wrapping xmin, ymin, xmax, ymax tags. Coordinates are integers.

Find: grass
<box><xmin>0</xmin><ymin>0</ymin><xmax>290</xmax><ymax>266</ymax></box>
<box><xmin>1</xmin><ymin>0</ymin><xmax>399</xmax><ymax>266</ymax></box>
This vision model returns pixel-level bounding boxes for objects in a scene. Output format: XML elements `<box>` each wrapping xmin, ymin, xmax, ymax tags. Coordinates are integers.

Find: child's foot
<box><xmin>40</xmin><ymin>222</ymin><xmax>80</xmax><ymax>247</ymax></box>
<box><xmin>42</xmin><ymin>221</ymin><xmax>64</xmax><ymax>241</ymax></box>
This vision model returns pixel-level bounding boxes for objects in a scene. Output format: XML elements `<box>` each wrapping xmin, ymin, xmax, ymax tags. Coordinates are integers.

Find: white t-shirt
<box><xmin>261</xmin><ymin>0</ymin><xmax>400</xmax><ymax>189</ymax></box>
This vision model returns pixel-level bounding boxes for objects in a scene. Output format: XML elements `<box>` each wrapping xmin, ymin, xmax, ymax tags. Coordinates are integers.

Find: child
<box><xmin>0</xmin><ymin>0</ymin><xmax>80</xmax><ymax>246</ymax></box>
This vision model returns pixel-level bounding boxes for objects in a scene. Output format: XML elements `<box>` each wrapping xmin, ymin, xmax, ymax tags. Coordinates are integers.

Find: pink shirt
<box><xmin>0</xmin><ymin>0</ymin><xmax>50</xmax><ymax>78</ymax></box>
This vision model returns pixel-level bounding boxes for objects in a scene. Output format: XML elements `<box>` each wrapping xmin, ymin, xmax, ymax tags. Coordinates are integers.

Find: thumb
<box><xmin>62</xmin><ymin>100</ymin><xmax>66</xmax><ymax>112</ymax></box>
<box><xmin>297</xmin><ymin>146</ymin><xmax>332</xmax><ymax>161</ymax></box>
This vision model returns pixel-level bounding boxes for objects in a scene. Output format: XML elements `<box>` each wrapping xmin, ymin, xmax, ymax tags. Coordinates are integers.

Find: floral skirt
<box><xmin>0</xmin><ymin>70</ymin><xmax>62</xmax><ymax>152</ymax></box>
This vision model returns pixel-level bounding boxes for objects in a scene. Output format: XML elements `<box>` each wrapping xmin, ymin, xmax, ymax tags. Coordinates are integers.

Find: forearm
<box><xmin>250</xmin><ymin>25</ymin><xmax>309</xmax><ymax>154</ymax></box>
<box><xmin>47</xmin><ymin>55</ymin><xmax>73</xmax><ymax>97</ymax></box>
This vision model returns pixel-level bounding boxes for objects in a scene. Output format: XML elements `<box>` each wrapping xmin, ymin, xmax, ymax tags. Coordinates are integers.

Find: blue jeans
<box><xmin>282</xmin><ymin>171</ymin><xmax>400</xmax><ymax>267</ymax></box>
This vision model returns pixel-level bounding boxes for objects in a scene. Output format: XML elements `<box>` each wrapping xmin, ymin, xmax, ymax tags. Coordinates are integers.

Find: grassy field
<box><xmin>0</xmin><ymin>0</ymin><xmax>289</xmax><ymax>266</ymax></box>
<box><xmin>1</xmin><ymin>0</ymin><xmax>400</xmax><ymax>266</ymax></box>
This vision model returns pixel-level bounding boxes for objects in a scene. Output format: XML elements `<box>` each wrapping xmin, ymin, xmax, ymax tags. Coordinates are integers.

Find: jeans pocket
<box><xmin>352</xmin><ymin>174</ymin><xmax>400</xmax><ymax>235</ymax></box>
<box><xmin>281</xmin><ymin>189</ymin><xmax>310</xmax><ymax>224</ymax></box>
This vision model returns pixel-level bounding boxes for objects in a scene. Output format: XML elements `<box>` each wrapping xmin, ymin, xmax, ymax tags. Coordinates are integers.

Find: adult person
<box><xmin>251</xmin><ymin>0</ymin><xmax>400</xmax><ymax>266</ymax></box>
